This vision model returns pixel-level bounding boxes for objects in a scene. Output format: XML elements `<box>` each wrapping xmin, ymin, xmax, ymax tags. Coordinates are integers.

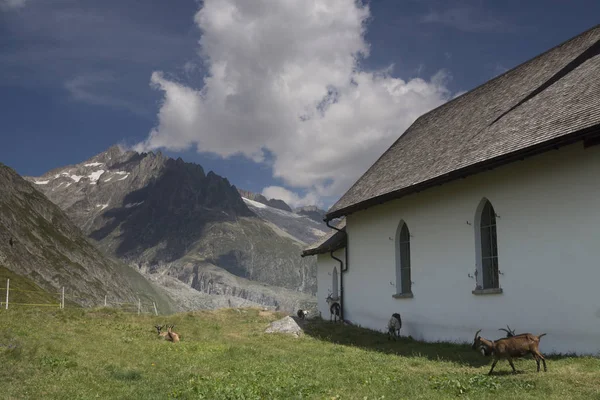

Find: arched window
<box><xmin>395</xmin><ymin>221</ymin><xmax>412</xmax><ymax>295</ymax></box>
<box><xmin>332</xmin><ymin>266</ymin><xmax>339</xmax><ymax>299</ymax></box>
<box><xmin>475</xmin><ymin>199</ymin><xmax>499</xmax><ymax>290</ymax></box>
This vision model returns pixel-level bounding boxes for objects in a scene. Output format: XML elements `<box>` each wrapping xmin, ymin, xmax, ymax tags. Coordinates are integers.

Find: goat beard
<box><xmin>479</xmin><ymin>345</ymin><xmax>493</xmax><ymax>356</ymax></box>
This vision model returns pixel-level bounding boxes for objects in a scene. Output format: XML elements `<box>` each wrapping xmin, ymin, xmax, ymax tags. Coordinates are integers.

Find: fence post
<box><xmin>137</xmin><ymin>298</ymin><xmax>141</xmax><ymax>315</ymax></box>
<box><xmin>153</xmin><ymin>301</ymin><xmax>158</xmax><ymax>316</ymax></box>
<box><xmin>104</xmin><ymin>295</ymin><xmax>107</xmax><ymax>307</ymax></box>
<box><xmin>5</xmin><ymin>278</ymin><xmax>9</xmax><ymax>310</ymax></box>
<box><xmin>61</xmin><ymin>287</ymin><xmax>65</xmax><ymax>309</ymax></box>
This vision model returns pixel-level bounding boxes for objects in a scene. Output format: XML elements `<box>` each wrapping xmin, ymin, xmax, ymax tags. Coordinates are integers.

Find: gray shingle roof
<box><xmin>301</xmin><ymin>219</ymin><xmax>346</xmax><ymax>257</ymax></box>
<box><xmin>326</xmin><ymin>24</ymin><xmax>600</xmax><ymax>221</ymax></box>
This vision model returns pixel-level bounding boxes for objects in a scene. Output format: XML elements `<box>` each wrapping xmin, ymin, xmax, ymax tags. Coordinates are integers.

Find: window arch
<box><xmin>395</xmin><ymin>221</ymin><xmax>412</xmax><ymax>295</ymax></box>
<box><xmin>332</xmin><ymin>266</ymin><xmax>339</xmax><ymax>299</ymax></box>
<box><xmin>475</xmin><ymin>198</ymin><xmax>499</xmax><ymax>290</ymax></box>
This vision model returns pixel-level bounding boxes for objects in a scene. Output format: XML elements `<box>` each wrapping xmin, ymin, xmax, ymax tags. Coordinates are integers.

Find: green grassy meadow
<box><xmin>0</xmin><ymin>307</ymin><xmax>599</xmax><ymax>399</ymax></box>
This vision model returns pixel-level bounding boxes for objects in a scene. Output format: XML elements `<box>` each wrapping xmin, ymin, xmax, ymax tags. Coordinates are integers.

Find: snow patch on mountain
<box><xmin>88</xmin><ymin>170</ymin><xmax>105</xmax><ymax>184</ymax></box>
<box><xmin>68</xmin><ymin>174</ymin><xmax>84</xmax><ymax>182</ymax></box>
<box><xmin>243</xmin><ymin>198</ymin><xmax>267</xmax><ymax>209</ymax></box>
<box><xmin>125</xmin><ymin>201</ymin><xmax>144</xmax><ymax>208</ymax></box>
<box><xmin>310</xmin><ymin>228</ymin><xmax>327</xmax><ymax>237</ymax></box>
<box><xmin>242</xmin><ymin>197</ymin><xmax>327</xmax><ymax>244</ymax></box>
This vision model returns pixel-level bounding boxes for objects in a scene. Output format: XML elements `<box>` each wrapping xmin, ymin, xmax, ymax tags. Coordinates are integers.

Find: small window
<box><xmin>395</xmin><ymin>222</ymin><xmax>412</xmax><ymax>294</ymax></box>
<box><xmin>477</xmin><ymin>199</ymin><xmax>499</xmax><ymax>289</ymax></box>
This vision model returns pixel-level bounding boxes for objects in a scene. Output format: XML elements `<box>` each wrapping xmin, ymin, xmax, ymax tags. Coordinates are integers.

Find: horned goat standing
<box><xmin>387</xmin><ymin>313</ymin><xmax>402</xmax><ymax>340</ymax></box>
<box><xmin>472</xmin><ymin>329</ymin><xmax>547</xmax><ymax>375</ymax></box>
<box><xmin>325</xmin><ymin>294</ymin><xmax>340</xmax><ymax>323</ymax></box>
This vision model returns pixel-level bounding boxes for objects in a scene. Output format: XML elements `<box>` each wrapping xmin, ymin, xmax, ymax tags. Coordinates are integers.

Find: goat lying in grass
<box><xmin>387</xmin><ymin>313</ymin><xmax>402</xmax><ymax>340</ymax></box>
<box><xmin>472</xmin><ymin>329</ymin><xmax>547</xmax><ymax>375</ymax></box>
<box><xmin>155</xmin><ymin>324</ymin><xmax>180</xmax><ymax>342</ymax></box>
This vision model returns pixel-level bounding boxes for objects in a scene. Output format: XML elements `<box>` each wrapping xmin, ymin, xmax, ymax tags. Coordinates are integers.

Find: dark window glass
<box><xmin>480</xmin><ymin>201</ymin><xmax>499</xmax><ymax>289</ymax></box>
<box><xmin>398</xmin><ymin>223</ymin><xmax>411</xmax><ymax>294</ymax></box>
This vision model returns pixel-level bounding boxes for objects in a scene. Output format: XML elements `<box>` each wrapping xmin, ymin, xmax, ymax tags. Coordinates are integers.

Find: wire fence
<box><xmin>0</xmin><ymin>278</ymin><xmax>160</xmax><ymax>315</ymax></box>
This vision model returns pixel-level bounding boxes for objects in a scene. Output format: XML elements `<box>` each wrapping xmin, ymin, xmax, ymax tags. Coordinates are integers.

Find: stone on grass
<box><xmin>264</xmin><ymin>316</ymin><xmax>304</xmax><ymax>337</ymax></box>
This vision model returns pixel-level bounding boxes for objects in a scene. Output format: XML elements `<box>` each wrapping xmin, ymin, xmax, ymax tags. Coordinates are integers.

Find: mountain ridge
<box><xmin>237</xmin><ymin>189</ymin><xmax>327</xmax><ymax>223</ymax></box>
<box><xmin>26</xmin><ymin>146</ymin><xmax>324</xmax><ymax>312</ymax></box>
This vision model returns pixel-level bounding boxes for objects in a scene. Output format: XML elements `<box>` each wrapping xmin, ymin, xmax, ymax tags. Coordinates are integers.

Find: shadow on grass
<box><xmin>298</xmin><ymin>317</ymin><xmax>489</xmax><ymax>368</ymax></box>
<box><xmin>297</xmin><ymin>318</ymin><xmax>578</xmax><ymax>370</ymax></box>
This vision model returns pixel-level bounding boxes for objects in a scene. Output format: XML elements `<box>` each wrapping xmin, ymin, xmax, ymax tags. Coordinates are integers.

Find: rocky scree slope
<box><xmin>0</xmin><ymin>163</ymin><xmax>174</xmax><ymax>312</ymax></box>
<box><xmin>294</xmin><ymin>205</ymin><xmax>327</xmax><ymax>223</ymax></box>
<box><xmin>27</xmin><ymin>146</ymin><xmax>322</xmax><ymax>312</ymax></box>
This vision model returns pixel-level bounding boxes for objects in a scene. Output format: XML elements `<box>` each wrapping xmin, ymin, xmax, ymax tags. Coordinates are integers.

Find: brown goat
<box><xmin>472</xmin><ymin>329</ymin><xmax>547</xmax><ymax>375</ymax></box>
<box><xmin>155</xmin><ymin>324</ymin><xmax>180</xmax><ymax>342</ymax></box>
<box><xmin>166</xmin><ymin>325</ymin><xmax>180</xmax><ymax>343</ymax></box>
<box><xmin>155</xmin><ymin>325</ymin><xmax>169</xmax><ymax>338</ymax></box>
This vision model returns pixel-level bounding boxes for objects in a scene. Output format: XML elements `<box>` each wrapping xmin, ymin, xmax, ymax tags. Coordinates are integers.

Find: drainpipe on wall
<box><xmin>326</xmin><ymin>219</ymin><xmax>348</xmax><ymax>322</ymax></box>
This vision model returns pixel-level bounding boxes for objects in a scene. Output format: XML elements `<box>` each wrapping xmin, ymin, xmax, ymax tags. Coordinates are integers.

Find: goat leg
<box><xmin>507</xmin><ymin>357</ymin><xmax>518</xmax><ymax>374</ymax></box>
<box><xmin>533</xmin><ymin>354</ymin><xmax>541</xmax><ymax>372</ymax></box>
<box><xmin>542</xmin><ymin>357</ymin><xmax>547</xmax><ymax>372</ymax></box>
<box><xmin>488</xmin><ymin>359</ymin><xmax>498</xmax><ymax>375</ymax></box>
<box><xmin>534</xmin><ymin>351</ymin><xmax>548</xmax><ymax>372</ymax></box>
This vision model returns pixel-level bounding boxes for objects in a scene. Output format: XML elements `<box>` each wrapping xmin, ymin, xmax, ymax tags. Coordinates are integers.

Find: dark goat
<box><xmin>325</xmin><ymin>294</ymin><xmax>341</xmax><ymax>322</ymax></box>
<box><xmin>499</xmin><ymin>325</ymin><xmax>516</xmax><ymax>337</ymax></box>
<box><xmin>387</xmin><ymin>313</ymin><xmax>402</xmax><ymax>340</ymax></box>
<box><xmin>472</xmin><ymin>329</ymin><xmax>547</xmax><ymax>375</ymax></box>
<box><xmin>297</xmin><ymin>309</ymin><xmax>309</xmax><ymax>319</ymax></box>
<box><xmin>388</xmin><ymin>313</ymin><xmax>402</xmax><ymax>340</ymax></box>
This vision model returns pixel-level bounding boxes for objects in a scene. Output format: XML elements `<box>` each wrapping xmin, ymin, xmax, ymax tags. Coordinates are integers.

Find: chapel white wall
<box><xmin>341</xmin><ymin>142</ymin><xmax>600</xmax><ymax>355</ymax></box>
<box><xmin>316</xmin><ymin>248</ymin><xmax>345</xmax><ymax>320</ymax></box>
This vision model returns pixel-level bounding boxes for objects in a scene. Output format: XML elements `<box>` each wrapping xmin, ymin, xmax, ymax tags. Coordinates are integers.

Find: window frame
<box><xmin>394</xmin><ymin>220</ymin><xmax>413</xmax><ymax>298</ymax></box>
<box><xmin>473</xmin><ymin>198</ymin><xmax>502</xmax><ymax>295</ymax></box>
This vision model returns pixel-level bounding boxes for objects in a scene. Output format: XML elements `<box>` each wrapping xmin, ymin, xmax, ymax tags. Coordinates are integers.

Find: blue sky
<box><xmin>1</xmin><ymin>0</ymin><xmax>599</xmax><ymax>208</ymax></box>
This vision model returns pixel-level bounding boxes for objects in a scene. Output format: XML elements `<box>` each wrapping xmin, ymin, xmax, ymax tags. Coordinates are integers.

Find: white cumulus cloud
<box><xmin>135</xmin><ymin>0</ymin><xmax>454</xmax><ymax>207</ymax></box>
<box><xmin>262</xmin><ymin>186</ymin><xmax>320</xmax><ymax>209</ymax></box>
<box><xmin>0</xmin><ymin>0</ymin><xmax>26</xmax><ymax>10</ymax></box>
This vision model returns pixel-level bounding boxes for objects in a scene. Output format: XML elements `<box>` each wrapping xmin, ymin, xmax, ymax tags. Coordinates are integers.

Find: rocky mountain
<box><xmin>237</xmin><ymin>189</ymin><xmax>292</xmax><ymax>212</ymax></box>
<box><xmin>27</xmin><ymin>146</ymin><xmax>323</xmax><ymax>312</ymax></box>
<box><xmin>0</xmin><ymin>162</ymin><xmax>175</xmax><ymax>313</ymax></box>
<box><xmin>294</xmin><ymin>205</ymin><xmax>327</xmax><ymax>223</ymax></box>
<box><xmin>237</xmin><ymin>189</ymin><xmax>328</xmax><ymax>224</ymax></box>
<box><xmin>241</xmin><ymin>197</ymin><xmax>327</xmax><ymax>245</ymax></box>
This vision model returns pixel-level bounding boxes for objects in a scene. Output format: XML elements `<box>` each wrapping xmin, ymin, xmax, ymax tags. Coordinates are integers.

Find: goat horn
<box><xmin>474</xmin><ymin>329</ymin><xmax>482</xmax><ymax>342</ymax></box>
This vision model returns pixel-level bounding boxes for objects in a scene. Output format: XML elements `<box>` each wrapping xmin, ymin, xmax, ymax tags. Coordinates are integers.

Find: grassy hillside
<box><xmin>0</xmin><ymin>266</ymin><xmax>63</xmax><ymax>307</ymax></box>
<box><xmin>1</xmin><ymin>308</ymin><xmax>598</xmax><ymax>399</ymax></box>
<box><xmin>0</xmin><ymin>163</ymin><xmax>176</xmax><ymax>314</ymax></box>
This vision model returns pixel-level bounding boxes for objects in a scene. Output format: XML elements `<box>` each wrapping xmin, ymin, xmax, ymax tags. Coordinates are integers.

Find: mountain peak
<box><xmin>237</xmin><ymin>189</ymin><xmax>293</xmax><ymax>212</ymax></box>
<box><xmin>294</xmin><ymin>205</ymin><xmax>326</xmax><ymax>223</ymax></box>
<box><xmin>104</xmin><ymin>144</ymin><xmax>125</xmax><ymax>159</ymax></box>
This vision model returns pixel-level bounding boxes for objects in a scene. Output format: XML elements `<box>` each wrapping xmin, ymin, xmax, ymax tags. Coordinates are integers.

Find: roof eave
<box><xmin>301</xmin><ymin>241</ymin><xmax>346</xmax><ymax>257</ymax></box>
<box><xmin>325</xmin><ymin>125</ymin><xmax>600</xmax><ymax>221</ymax></box>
